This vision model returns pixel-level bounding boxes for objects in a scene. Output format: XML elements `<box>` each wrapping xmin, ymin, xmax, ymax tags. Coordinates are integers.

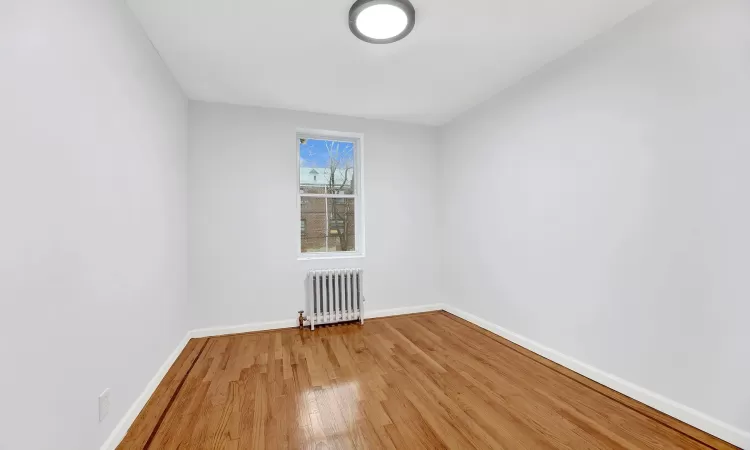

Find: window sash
<box><xmin>300</xmin><ymin>193</ymin><xmax>355</xmax><ymax>199</ymax></box>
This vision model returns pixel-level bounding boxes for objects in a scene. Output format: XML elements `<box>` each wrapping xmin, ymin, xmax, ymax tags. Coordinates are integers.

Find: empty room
<box><xmin>2</xmin><ymin>0</ymin><xmax>749</xmax><ymax>448</ymax></box>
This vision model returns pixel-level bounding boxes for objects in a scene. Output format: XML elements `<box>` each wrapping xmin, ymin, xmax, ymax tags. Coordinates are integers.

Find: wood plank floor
<box><xmin>117</xmin><ymin>311</ymin><xmax>737</xmax><ymax>449</ymax></box>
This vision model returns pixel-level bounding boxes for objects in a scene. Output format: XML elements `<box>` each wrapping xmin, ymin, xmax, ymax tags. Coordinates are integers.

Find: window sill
<box><xmin>298</xmin><ymin>253</ymin><xmax>365</xmax><ymax>261</ymax></box>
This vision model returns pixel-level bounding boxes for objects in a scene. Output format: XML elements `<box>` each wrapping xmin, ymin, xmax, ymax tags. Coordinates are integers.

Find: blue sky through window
<box><xmin>299</xmin><ymin>139</ymin><xmax>354</xmax><ymax>169</ymax></box>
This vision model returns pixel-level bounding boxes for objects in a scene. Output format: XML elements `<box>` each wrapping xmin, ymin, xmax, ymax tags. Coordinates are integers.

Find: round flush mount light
<box><xmin>349</xmin><ymin>0</ymin><xmax>416</xmax><ymax>44</ymax></box>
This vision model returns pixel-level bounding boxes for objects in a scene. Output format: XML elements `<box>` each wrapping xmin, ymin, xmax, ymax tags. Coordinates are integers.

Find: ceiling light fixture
<box><xmin>349</xmin><ymin>0</ymin><xmax>416</xmax><ymax>44</ymax></box>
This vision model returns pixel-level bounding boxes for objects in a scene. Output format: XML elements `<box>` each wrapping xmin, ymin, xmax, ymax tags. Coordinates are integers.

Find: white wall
<box><xmin>188</xmin><ymin>102</ymin><xmax>440</xmax><ymax>328</ymax></box>
<box><xmin>0</xmin><ymin>1</ymin><xmax>188</xmax><ymax>449</ymax></box>
<box><xmin>439</xmin><ymin>0</ymin><xmax>750</xmax><ymax>439</ymax></box>
<box><xmin>4</xmin><ymin>0</ymin><xmax>748</xmax><ymax>447</ymax></box>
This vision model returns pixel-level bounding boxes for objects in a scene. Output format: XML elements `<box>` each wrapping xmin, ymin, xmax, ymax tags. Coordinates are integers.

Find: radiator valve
<box><xmin>298</xmin><ymin>310</ymin><xmax>305</xmax><ymax>329</ymax></box>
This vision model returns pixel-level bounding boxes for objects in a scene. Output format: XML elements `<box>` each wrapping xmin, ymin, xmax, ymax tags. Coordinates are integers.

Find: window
<box><xmin>298</xmin><ymin>131</ymin><xmax>363</xmax><ymax>257</ymax></box>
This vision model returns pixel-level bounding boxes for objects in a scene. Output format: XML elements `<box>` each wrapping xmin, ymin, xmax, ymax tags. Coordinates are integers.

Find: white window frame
<box><xmin>297</xmin><ymin>129</ymin><xmax>365</xmax><ymax>260</ymax></box>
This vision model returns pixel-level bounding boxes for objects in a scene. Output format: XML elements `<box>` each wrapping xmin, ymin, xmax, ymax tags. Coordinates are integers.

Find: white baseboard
<box><xmin>441</xmin><ymin>304</ymin><xmax>750</xmax><ymax>449</ymax></box>
<box><xmin>189</xmin><ymin>303</ymin><xmax>444</xmax><ymax>338</ymax></box>
<box><xmin>99</xmin><ymin>331</ymin><xmax>192</xmax><ymax>450</ymax></box>
<box><xmin>366</xmin><ymin>303</ymin><xmax>443</xmax><ymax>319</ymax></box>
<box><xmin>190</xmin><ymin>318</ymin><xmax>297</xmax><ymax>338</ymax></box>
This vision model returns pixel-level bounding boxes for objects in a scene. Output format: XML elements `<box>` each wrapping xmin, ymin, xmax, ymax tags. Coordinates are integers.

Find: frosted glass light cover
<box><xmin>355</xmin><ymin>4</ymin><xmax>408</xmax><ymax>40</ymax></box>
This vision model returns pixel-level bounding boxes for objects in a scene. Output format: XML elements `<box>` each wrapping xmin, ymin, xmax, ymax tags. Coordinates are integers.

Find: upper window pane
<box><xmin>299</xmin><ymin>138</ymin><xmax>355</xmax><ymax>195</ymax></box>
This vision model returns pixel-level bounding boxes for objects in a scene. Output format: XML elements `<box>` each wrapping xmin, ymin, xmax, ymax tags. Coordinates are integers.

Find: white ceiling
<box><xmin>128</xmin><ymin>0</ymin><xmax>652</xmax><ymax>125</ymax></box>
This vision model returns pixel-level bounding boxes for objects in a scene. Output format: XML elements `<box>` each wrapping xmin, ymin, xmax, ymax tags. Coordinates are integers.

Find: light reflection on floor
<box><xmin>301</xmin><ymin>379</ymin><xmax>362</xmax><ymax>446</ymax></box>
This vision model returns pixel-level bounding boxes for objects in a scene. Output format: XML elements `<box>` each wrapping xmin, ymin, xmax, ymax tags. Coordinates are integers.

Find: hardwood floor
<box><xmin>117</xmin><ymin>311</ymin><xmax>737</xmax><ymax>449</ymax></box>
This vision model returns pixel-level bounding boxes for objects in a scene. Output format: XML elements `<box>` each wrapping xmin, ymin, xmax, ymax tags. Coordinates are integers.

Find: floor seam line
<box><xmin>436</xmin><ymin>310</ymin><xmax>726</xmax><ymax>449</ymax></box>
<box><xmin>143</xmin><ymin>338</ymin><xmax>210</xmax><ymax>449</ymax></box>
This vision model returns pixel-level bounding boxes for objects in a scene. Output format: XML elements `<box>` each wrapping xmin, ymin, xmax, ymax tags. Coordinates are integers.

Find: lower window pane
<box><xmin>301</xmin><ymin>197</ymin><xmax>355</xmax><ymax>253</ymax></box>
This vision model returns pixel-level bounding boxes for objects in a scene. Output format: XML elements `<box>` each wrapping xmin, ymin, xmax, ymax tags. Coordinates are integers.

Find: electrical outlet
<box><xmin>99</xmin><ymin>389</ymin><xmax>110</xmax><ymax>422</ymax></box>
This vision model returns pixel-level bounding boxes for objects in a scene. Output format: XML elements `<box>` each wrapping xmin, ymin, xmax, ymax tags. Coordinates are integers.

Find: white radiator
<box><xmin>307</xmin><ymin>269</ymin><xmax>364</xmax><ymax>330</ymax></box>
